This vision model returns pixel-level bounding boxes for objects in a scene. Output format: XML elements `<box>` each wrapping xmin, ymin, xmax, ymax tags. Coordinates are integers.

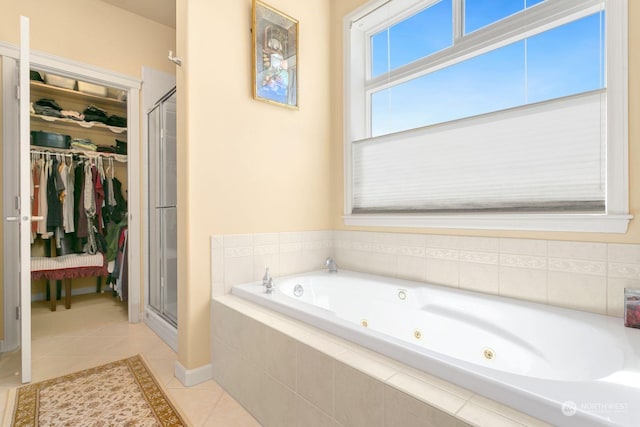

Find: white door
<box><xmin>13</xmin><ymin>16</ymin><xmax>33</xmax><ymax>384</ymax></box>
<box><xmin>3</xmin><ymin>16</ymin><xmax>33</xmax><ymax>384</ymax></box>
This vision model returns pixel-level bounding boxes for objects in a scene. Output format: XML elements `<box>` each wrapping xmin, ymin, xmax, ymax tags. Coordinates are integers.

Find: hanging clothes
<box><xmin>119</xmin><ymin>229</ymin><xmax>129</xmax><ymax>302</ymax></box>
<box><xmin>74</xmin><ymin>160</ymin><xmax>88</xmax><ymax>238</ymax></box>
<box><xmin>92</xmin><ymin>164</ymin><xmax>105</xmax><ymax>234</ymax></box>
<box><xmin>108</xmin><ymin>226</ymin><xmax>128</xmax><ymax>301</ymax></box>
<box><xmin>105</xmin><ymin>217</ymin><xmax>127</xmax><ymax>262</ymax></box>
<box><xmin>107</xmin><ymin>160</ymin><xmax>116</xmax><ymax>207</ymax></box>
<box><xmin>46</xmin><ymin>157</ymin><xmax>64</xmax><ymax>230</ymax></box>
<box><xmin>101</xmin><ymin>158</ymin><xmax>117</xmax><ymax>228</ymax></box>
<box><xmin>29</xmin><ymin>152</ymin><xmax>127</xmax><ymax>258</ymax></box>
<box><xmin>81</xmin><ymin>161</ymin><xmax>97</xmax><ymax>254</ymax></box>
<box><xmin>61</xmin><ymin>160</ymin><xmax>75</xmax><ymax>233</ymax></box>
<box><xmin>111</xmin><ymin>177</ymin><xmax>127</xmax><ymax>223</ymax></box>
<box><xmin>31</xmin><ymin>156</ymin><xmax>41</xmax><ymax>238</ymax></box>
<box><xmin>37</xmin><ymin>157</ymin><xmax>52</xmax><ymax>239</ymax></box>
<box><xmin>83</xmin><ymin>161</ymin><xmax>95</xmax><ymax>217</ymax></box>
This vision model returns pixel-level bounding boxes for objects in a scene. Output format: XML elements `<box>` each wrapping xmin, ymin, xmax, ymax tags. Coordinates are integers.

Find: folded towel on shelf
<box><xmin>34</xmin><ymin>98</ymin><xmax>64</xmax><ymax>118</ymax></box>
<box><xmin>70</xmin><ymin>138</ymin><xmax>97</xmax><ymax>151</ymax></box>
<box><xmin>82</xmin><ymin>105</ymin><xmax>108</xmax><ymax>124</ymax></box>
<box><xmin>96</xmin><ymin>145</ymin><xmax>117</xmax><ymax>153</ymax></box>
<box><xmin>106</xmin><ymin>115</ymin><xmax>127</xmax><ymax>128</ymax></box>
<box><xmin>61</xmin><ymin>110</ymin><xmax>85</xmax><ymax>121</ymax></box>
<box><xmin>35</xmin><ymin>98</ymin><xmax>63</xmax><ymax>111</ymax></box>
<box><xmin>33</xmin><ymin>105</ymin><xmax>63</xmax><ymax>118</ymax></box>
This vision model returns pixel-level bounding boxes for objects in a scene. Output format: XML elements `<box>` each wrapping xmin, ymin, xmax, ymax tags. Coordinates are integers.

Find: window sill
<box><xmin>343</xmin><ymin>213</ymin><xmax>633</xmax><ymax>233</ymax></box>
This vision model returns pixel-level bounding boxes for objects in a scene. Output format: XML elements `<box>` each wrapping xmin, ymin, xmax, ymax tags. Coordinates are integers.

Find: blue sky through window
<box><xmin>371</xmin><ymin>0</ymin><xmax>452</xmax><ymax>78</ymax></box>
<box><xmin>370</xmin><ymin>2</ymin><xmax>605</xmax><ymax>137</ymax></box>
<box><xmin>465</xmin><ymin>0</ymin><xmax>546</xmax><ymax>34</ymax></box>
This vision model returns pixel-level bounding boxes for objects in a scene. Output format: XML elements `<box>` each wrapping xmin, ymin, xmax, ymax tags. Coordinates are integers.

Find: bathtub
<box><xmin>232</xmin><ymin>270</ymin><xmax>640</xmax><ymax>427</ymax></box>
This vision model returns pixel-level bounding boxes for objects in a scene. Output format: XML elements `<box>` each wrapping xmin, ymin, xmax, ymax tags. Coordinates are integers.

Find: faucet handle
<box><xmin>265</xmin><ymin>277</ymin><xmax>275</xmax><ymax>293</ymax></box>
<box><xmin>262</xmin><ymin>267</ymin><xmax>271</xmax><ymax>283</ymax></box>
<box><xmin>325</xmin><ymin>257</ymin><xmax>338</xmax><ymax>273</ymax></box>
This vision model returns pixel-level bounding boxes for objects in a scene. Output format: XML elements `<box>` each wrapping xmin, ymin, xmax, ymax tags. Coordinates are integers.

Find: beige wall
<box><xmin>0</xmin><ymin>0</ymin><xmax>175</xmax><ymax>342</ymax></box>
<box><xmin>330</xmin><ymin>0</ymin><xmax>640</xmax><ymax>244</ymax></box>
<box><xmin>0</xmin><ymin>0</ymin><xmax>176</xmax><ymax>77</ymax></box>
<box><xmin>177</xmin><ymin>0</ymin><xmax>332</xmax><ymax>368</ymax></box>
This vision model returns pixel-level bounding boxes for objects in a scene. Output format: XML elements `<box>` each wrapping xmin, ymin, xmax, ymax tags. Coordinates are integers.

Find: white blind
<box><xmin>352</xmin><ymin>91</ymin><xmax>605</xmax><ymax>213</ymax></box>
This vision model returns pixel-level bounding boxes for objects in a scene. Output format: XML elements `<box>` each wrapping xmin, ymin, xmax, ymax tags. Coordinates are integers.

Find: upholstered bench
<box><xmin>31</xmin><ymin>253</ymin><xmax>107</xmax><ymax>311</ymax></box>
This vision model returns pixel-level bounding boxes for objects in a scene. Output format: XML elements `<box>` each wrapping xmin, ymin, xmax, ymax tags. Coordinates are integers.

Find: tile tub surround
<box><xmin>211</xmin><ymin>230</ymin><xmax>640</xmax><ymax>318</ymax></box>
<box><xmin>211</xmin><ymin>295</ymin><xmax>552</xmax><ymax>427</ymax></box>
<box><xmin>332</xmin><ymin>232</ymin><xmax>640</xmax><ymax>318</ymax></box>
<box><xmin>211</xmin><ymin>231</ymin><xmax>334</xmax><ymax>297</ymax></box>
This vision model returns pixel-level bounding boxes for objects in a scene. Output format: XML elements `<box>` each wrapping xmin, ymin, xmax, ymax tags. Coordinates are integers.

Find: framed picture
<box><xmin>252</xmin><ymin>0</ymin><xmax>298</xmax><ymax>109</ymax></box>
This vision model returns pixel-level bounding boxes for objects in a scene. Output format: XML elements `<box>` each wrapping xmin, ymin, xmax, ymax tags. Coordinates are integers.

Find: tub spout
<box><xmin>325</xmin><ymin>257</ymin><xmax>338</xmax><ymax>273</ymax></box>
<box><xmin>265</xmin><ymin>277</ymin><xmax>275</xmax><ymax>293</ymax></box>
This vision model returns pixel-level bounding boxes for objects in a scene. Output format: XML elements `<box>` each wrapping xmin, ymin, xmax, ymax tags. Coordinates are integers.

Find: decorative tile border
<box><xmin>500</xmin><ymin>254</ymin><xmax>547</xmax><ymax>270</ymax></box>
<box><xmin>459</xmin><ymin>251</ymin><xmax>499</xmax><ymax>265</ymax></box>
<box><xmin>547</xmin><ymin>258</ymin><xmax>606</xmax><ymax>276</ymax></box>
<box><xmin>609</xmin><ymin>262</ymin><xmax>640</xmax><ymax>280</ymax></box>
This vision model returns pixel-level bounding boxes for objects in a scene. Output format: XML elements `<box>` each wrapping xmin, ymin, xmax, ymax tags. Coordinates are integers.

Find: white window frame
<box><xmin>343</xmin><ymin>0</ymin><xmax>630</xmax><ymax>233</ymax></box>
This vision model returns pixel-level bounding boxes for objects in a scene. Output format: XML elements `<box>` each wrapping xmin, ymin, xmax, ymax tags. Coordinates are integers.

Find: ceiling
<box><xmin>98</xmin><ymin>0</ymin><xmax>176</xmax><ymax>28</ymax></box>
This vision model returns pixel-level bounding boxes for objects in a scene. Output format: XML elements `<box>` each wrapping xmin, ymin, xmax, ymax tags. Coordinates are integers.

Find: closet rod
<box><xmin>31</xmin><ymin>149</ymin><xmax>73</xmax><ymax>158</ymax></box>
<box><xmin>29</xmin><ymin>147</ymin><xmax>127</xmax><ymax>163</ymax></box>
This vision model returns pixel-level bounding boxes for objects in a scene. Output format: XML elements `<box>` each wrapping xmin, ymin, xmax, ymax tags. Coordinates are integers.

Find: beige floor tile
<box><xmin>142</xmin><ymin>357</ymin><xmax>176</xmax><ymax>385</ymax></box>
<box><xmin>89</xmin><ymin>320</ymin><xmax>158</xmax><ymax>338</ymax></box>
<box><xmin>168</xmin><ymin>386</ymin><xmax>225</xmax><ymax>426</ymax></box>
<box><xmin>142</xmin><ymin>337</ymin><xmax>179</xmax><ymax>360</ymax></box>
<box><xmin>31</xmin><ymin>355</ymin><xmax>100</xmax><ymax>382</ymax></box>
<box><xmin>0</xmin><ymin>351</ymin><xmax>21</xmax><ymax>384</ymax></box>
<box><xmin>203</xmin><ymin>392</ymin><xmax>261</xmax><ymax>427</ymax></box>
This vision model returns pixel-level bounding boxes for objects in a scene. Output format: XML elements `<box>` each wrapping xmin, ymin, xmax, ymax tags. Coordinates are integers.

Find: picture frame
<box><xmin>252</xmin><ymin>0</ymin><xmax>298</xmax><ymax>109</ymax></box>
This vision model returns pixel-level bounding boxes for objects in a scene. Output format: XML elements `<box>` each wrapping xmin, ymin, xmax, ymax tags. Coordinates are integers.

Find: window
<box><xmin>344</xmin><ymin>0</ymin><xmax>629</xmax><ymax>232</ymax></box>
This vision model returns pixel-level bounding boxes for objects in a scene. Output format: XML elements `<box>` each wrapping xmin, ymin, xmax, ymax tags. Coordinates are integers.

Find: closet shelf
<box><xmin>30</xmin><ymin>80</ymin><xmax>126</xmax><ymax>108</ymax></box>
<box><xmin>31</xmin><ymin>114</ymin><xmax>127</xmax><ymax>135</ymax></box>
<box><xmin>30</xmin><ymin>145</ymin><xmax>127</xmax><ymax>163</ymax></box>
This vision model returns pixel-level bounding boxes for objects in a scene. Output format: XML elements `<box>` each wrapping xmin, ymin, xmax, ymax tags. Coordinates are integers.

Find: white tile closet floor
<box><xmin>0</xmin><ymin>292</ymin><xmax>260</xmax><ymax>426</ymax></box>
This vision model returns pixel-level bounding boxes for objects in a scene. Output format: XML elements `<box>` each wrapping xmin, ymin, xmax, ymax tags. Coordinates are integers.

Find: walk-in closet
<box><xmin>29</xmin><ymin>70</ymin><xmax>130</xmax><ymax>309</ymax></box>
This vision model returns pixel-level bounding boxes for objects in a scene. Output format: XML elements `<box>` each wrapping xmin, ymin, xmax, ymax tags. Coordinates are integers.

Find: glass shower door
<box><xmin>148</xmin><ymin>88</ymin><xmax>177</xmax><ymax>326</ymax></box>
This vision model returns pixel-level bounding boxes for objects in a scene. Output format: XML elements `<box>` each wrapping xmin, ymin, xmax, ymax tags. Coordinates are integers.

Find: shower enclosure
<box><xmin>148</xmin><ymin>88</ymin><xmax>177</xmax><ymax>327</ymax></box>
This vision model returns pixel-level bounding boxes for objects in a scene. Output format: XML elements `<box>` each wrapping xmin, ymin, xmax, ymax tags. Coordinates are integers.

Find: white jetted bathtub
<box><xmin>232</xmin><ymin>270</ymin><xmax>640</xmax><ymax>426</ymax></box>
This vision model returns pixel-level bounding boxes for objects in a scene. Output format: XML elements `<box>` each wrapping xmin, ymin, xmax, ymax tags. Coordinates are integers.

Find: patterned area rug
<box><xmin>10</xmin><ymin>355</ymin><xmax>187</xmax><ymax>426</ymax></box>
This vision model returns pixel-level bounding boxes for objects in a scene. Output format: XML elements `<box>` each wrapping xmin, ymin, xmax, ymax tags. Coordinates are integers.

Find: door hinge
<box><xmin>16</xmin><ymin>306</ymin><xmax>20</xmax><ymax>320</ymax></box>
<box><xmin>16</xmin><ymin>85</ymin><xmax>20</xmax><ymax>100</ymax></box>
<box><xmin>15</xmin><ymin>196</ymin><xmax>20</xmax><ymax>210</ymax></box>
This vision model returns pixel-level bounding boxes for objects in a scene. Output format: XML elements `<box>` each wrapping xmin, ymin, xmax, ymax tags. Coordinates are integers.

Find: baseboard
<box><xmin>174</xmin><ymin>360</ymin><xmax>212</xmax><ymax>387</ymax></box>
<box><xmin>143</xmin><ymin>308</ymin><xmax>178</xmax><ymax>352</ymax></box>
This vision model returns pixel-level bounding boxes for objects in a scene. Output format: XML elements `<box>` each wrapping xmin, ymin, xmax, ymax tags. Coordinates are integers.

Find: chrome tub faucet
<box><xmin>262</xmin><ymin>267</ymin><xmax>275</xmax><ymax>293</ymax></box>
<box><xmin>325</xmin><ymin>257</ymin><xmax>338</xmax><ymax>273</ymax></box>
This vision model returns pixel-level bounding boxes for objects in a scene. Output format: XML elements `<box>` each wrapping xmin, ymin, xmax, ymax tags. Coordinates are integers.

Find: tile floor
<box><xmin>0</xmin><ymin>292</ymin><xmax>260</xmax><ymax>426</ymax></box>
